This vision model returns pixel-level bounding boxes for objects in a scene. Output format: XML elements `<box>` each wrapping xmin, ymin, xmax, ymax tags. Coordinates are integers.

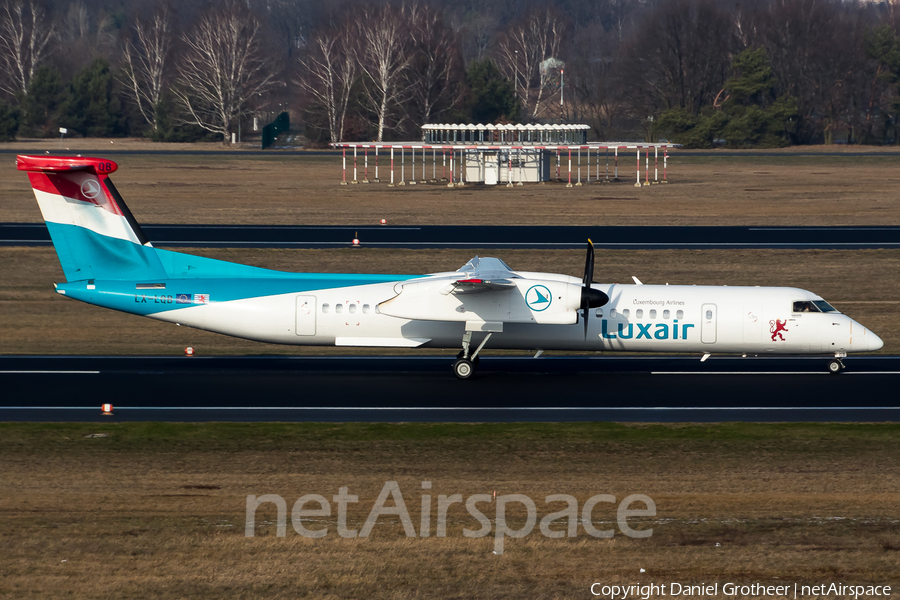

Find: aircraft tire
<box><xmin>828</xmin><ymin>359</ymin><xmax>843</xmax><ymax>374</ymax></box>
<box><xmin>453</xmin><ymin>358</ymin><xmax>474</xmax><ymax>379</ymax></box>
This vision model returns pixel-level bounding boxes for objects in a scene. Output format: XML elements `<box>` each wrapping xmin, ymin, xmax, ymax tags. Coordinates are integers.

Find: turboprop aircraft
<box><xmin>19</xmin><ymin>155</ymin><xmax>882</xmax><ymax>378</ymax></box>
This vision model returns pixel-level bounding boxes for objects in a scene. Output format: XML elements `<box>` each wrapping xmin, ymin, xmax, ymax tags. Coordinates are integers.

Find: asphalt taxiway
<box><xmin>2</xmin><ymin>355</ymin><xmax>897</xmax><ymax>422</ymax></box>
<box><xmin>4</xmin><ymin>224</ymin><xmax>900</xmax><ymax>250</ymax></box>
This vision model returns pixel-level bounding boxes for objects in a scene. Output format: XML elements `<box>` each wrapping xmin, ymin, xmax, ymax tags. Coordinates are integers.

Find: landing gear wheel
<box><xmin>453</xmin><ymin>358</ymin><xmax>474</xmax><ymax>379</ymax></box>
<box><xmin>828</xmin><ymin>359</ymin><xmax>844</xmax><ymax>374</ymax></box>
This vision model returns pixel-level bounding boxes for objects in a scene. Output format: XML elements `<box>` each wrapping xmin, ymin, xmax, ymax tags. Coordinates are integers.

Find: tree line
<box><xmin>1</xmin><ymin>0</ymin><xmax>899</xmax><ymax>146</ymax></box>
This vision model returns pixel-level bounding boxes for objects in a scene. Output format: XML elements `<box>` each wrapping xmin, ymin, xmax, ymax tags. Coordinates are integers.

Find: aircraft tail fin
<box><xmin>18</xmin><ymin>155</ymin><xmax>167</xmax><ymax>282</ymax></box>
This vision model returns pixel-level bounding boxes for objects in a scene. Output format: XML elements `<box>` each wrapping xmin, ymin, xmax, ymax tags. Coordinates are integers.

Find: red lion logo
<box><xmin>769</xmin><ymin>319</ymin><xmax>788</xmax><ymax>341</ymax></box>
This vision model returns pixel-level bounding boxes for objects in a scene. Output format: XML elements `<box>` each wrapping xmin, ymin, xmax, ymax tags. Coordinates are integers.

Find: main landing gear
<box><xmin>828</xmin><ymin>351</ymin><xmax>847</xmax><ymax>375</ymax></box>
<box><xmin>452</xmin><ymin>330</ymin><xmax>493</xmax><ymax>379</ymax></box>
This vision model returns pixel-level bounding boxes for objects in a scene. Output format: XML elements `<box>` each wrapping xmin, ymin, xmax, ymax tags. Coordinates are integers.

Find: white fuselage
<box><xmin>141</xmin><ymin>278</ymin><xmax>880</xmax><ymax>355</ymax></box>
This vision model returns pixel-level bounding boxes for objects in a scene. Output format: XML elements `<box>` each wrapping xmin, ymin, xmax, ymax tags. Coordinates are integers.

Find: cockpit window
<box><xmin>792</xmin><ymin>300</ymin><xmax>820</xmax><ymax>313</ymax></box>
<box><xmin>813</xmin><ymin>300</ymin><xmax>839</xmax><ymax>313</ymax></box>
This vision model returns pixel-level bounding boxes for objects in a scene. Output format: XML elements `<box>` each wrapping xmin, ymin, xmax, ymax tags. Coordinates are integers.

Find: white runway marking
<box><xmin>5</xmin><ymin>406</ymin><xmax>897</xmax><ymax>411</ymax></box>
<box><xmin>651</xmin><ymin>371</ymin><xmax>900</xmax><ymax>375</ymax></box>
<box><xmin>0</xmin><ymin>370</ymin><xmax>100</xmax><ymax>374</ymax></box>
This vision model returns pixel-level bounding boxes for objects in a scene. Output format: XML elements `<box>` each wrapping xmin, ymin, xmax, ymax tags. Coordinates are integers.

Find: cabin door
<box><xmin>295</xmin><ymin>295</ymin><xmax>317</xmax><ymax>336</ymax></box>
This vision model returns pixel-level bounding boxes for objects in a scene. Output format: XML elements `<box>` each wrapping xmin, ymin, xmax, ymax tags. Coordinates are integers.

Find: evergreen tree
<box><xmin>19</xmin><ymin>66</ymin><xmax>64</xmax><ymax>137</ymax></box>
<box><xmin>658</xmin><ymin>48</ymin><xmax>796</xmax><ymax>148</ymax></box>
<box><xmin>0</xmin><ymin>100</ymin><xmax>19</xmax><ymax>141</ymax></box>
<box><xmin>58</xmin><ymin>59</ymin><xmax>124</xmax><ymax>137</ymax></box>
<box><xmin>149</xmin><ymin>90</ymin><xmax>211</xmax><ymax>142</ymax></box>
<box><xmin>466</xmin><ymin>59</ymin><xmax>520</xmax><ymax>124</ymax></box>
<box><xmin>719</xmin><ymin>47</ymin><xmax>797</xmax><ymax>147</ymax></box>
<box><xmin>864</xmin><ymin>25</ymin><xmax>900</xmax><ymax>144</ymax></box>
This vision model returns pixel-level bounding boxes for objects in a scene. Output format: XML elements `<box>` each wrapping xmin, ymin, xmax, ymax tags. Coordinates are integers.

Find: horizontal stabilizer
<box><xmin>17</xmin><ymin>155</ymin><xmax>118</xmax><ymax>175</ymax></box>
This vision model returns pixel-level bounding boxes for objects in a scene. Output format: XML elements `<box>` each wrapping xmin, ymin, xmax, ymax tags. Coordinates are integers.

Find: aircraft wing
<box><xmin>378</xmin><ymin>255</ymin><xmax>584</xmax><ymax>325</ymax></box>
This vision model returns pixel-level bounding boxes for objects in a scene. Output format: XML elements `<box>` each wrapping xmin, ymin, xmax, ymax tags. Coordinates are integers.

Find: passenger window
<box><xmin>676</xmin><ymin>310</ymin><xmax>683</xmax><ymax>319</ymax></box>
<box><xmin>349</xmin><ymin>304</ymin><xmax>357</xmax><ymax>314</ymax></box>
<box><xmin>362</xmin><ymin>304</ymin><xmax>370</xmax><ymax>314</ymax></box>
<box><xmin>336</xmin><ymin>303</ymin><xmax>343</xmax><ymax>313</ymax></box>
<box><xmin>649</xmin><ymin>309</ymin><xmax>657</xmax><ymax>319</ymax></box>
<box><xmin>636</xmin><ymin>309</ymin><xmax>643</xmax><ymax>319</ymax></box>
<box><xmin>623</xmin><ymin>309</ymin><xmax>630</xmax><ymax>318</ymax></box>
<box><xmin>595</xmin><ymin>308</ymin><xmax>603</xmax><ymax>317</ymax></box>
<box><xmin>793</xmin><ymin>300</ymin><xmax>820</xmax><ymax>313</ymax></box>
<box><xmin>322</xmin><ymin>303</ymin><xmax>330</xmax><ymax>313</ymax></box>
<box><xmin>663</xmin><ymin>309</ymin><xmax>670</xmax><ymax>319</ymax></box>
<box><xmin>610</xmin><ymin>308</ymin><xmax>617</xmax><ymax>318</ymax></box>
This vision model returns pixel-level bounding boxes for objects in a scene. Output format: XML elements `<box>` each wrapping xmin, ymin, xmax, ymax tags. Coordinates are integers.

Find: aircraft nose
<box><xmin>867</xmin><ymin>329</ymin><xmax>884</xmax><ymax>352</ymax></box>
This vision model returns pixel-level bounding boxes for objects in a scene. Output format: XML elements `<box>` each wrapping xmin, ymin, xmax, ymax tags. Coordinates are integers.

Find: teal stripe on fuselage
<box><xmin>56</xmin><ymin>275</ymin><xmax>414</xmax><ymax>316</ymax></box>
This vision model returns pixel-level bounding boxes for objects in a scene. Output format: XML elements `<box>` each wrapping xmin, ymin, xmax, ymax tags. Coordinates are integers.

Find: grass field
<box><xmin>1</xmin><ymin>422</ymin><xmax>898</xmax><ymax>599</ymax></box>
<box><xmin>2</xmin><ymin>142</ymin><xmax>900</xmax><ymax>226</ymax></box>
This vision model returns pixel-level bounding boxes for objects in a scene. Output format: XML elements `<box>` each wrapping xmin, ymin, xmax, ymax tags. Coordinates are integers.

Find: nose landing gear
<box><xmin>828</xmin><ymin>351</ymin><xmax>847</xmax><ymax>374</ymax></box>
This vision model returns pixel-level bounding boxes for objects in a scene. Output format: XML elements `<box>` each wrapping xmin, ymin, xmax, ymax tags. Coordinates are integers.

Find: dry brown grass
<box><xmin>1</xmin><ymin>144</ymin><xmax>900</xmax><ymax>226</ymax></box>
<box><xmin>1</xmin><ymin>246</ymin><xmax>897</xmax><ymax>355</ymax></box>
<box><xmin>1</xmin><ymin>423</ymin><xmax>898</xmax><ymax>599</ymax></box>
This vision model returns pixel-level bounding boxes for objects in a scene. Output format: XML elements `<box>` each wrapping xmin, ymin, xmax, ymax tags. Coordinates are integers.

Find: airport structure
<box><xmin>331</xmin><ymin>123</ymin><xmax>675</xmax><ymax>188</ymax></box>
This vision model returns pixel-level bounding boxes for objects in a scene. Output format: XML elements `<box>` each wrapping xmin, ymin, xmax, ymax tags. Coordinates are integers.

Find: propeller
<box><xmin>581</xmin><ymin>239</ymin><xmax>609</xmax><ymax>339</ymax></box>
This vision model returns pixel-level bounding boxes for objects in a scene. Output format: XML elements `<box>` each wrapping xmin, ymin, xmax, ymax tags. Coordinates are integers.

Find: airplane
<box><xmin>18</xmin><ymin>154</ymin><xmax>883</xmax><ymax>378</ymax></box>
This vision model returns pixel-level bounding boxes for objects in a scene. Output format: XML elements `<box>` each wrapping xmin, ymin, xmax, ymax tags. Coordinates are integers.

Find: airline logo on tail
<box><xmin>81</xmin><ymin>179</ymin><xmax>102</xmax><ymax>199</ymax></box>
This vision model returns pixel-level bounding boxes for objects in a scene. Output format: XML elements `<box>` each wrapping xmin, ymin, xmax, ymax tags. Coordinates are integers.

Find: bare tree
<box><xmin>175</xmin><ymin>1</ymin><xmax>273</xmax><ymax>143</ymax></box>
<box><xmin>263</xmin><ymin>0</ymin><xmax>317</xmax><ymax>61</ymax></box>
<box><xmin>406</xmin><ymin>5</ymin><xmax>464</xmax><ymax>129</ymax></box>
<box><xmin>121</xmin><ymin>5</ymin><xmax>172</xmax><ymax>132</ymax></box>
<box><xmin>355</xmin><ymin>3</ymin><xmax>414</xmax><ymax>141</ymax></box>
<box><xmin>620</xmin><ymin>0</ymin><xmax>735</xmax><ymax>127</ymax></box>
<box><xmin>569</xmin><ymin>22</ymin><xmax>625</xmax><ymax>140</ymax></box>
<box><xmin>454</xmin><ymin>11</ymin><xmax>499</xmax><ymax>64</ymax></box>
<box><xmin>0</xmin><ymin>0</ymin><xmax>54</xmax><ymax>97</ymax></box>
<box><xmin>495</xmin><ymin>8</ymin><xmax>566</xmax><ymax>120</ymax></box>
<box><xmin>58</xmin><ymin>1</ymin><xmax>116</xmax><ymax>70</ymax></box>
<box><xmin>297</xmin><ymin>21</ymin><xmax>357</xmax><ymax>143</ymax></box>
<box><xmin>751</xmin><ymin>0</ymin><xmax>860</xmax><ymax>144</ymax></box>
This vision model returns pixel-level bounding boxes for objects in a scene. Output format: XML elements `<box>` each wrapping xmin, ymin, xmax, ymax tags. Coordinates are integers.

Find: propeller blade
<box><xmin>583</xmin><ymin>239</ymin><xmax>594</xmax><ymax>287</ymax></box>
<box><xmin>583</xmin><ymin>295</ymin><xmax>590</xmax><ymax>339</ymax></box>
<box><xmin>580</xmin><ymin>239</ymin><xmax>608</xmax><ymax>339</ymax></box>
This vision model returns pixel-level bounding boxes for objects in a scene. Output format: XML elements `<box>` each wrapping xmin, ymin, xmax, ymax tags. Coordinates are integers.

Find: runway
<box><xmin>2</xmin><ymin>355</ymin><xmax>897</xmax><ymax>422</ymax></box>
<box><xmin>4</xmin><ymin>223</ymin><xmax>900</xmax><ymax>250</ymax></box>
